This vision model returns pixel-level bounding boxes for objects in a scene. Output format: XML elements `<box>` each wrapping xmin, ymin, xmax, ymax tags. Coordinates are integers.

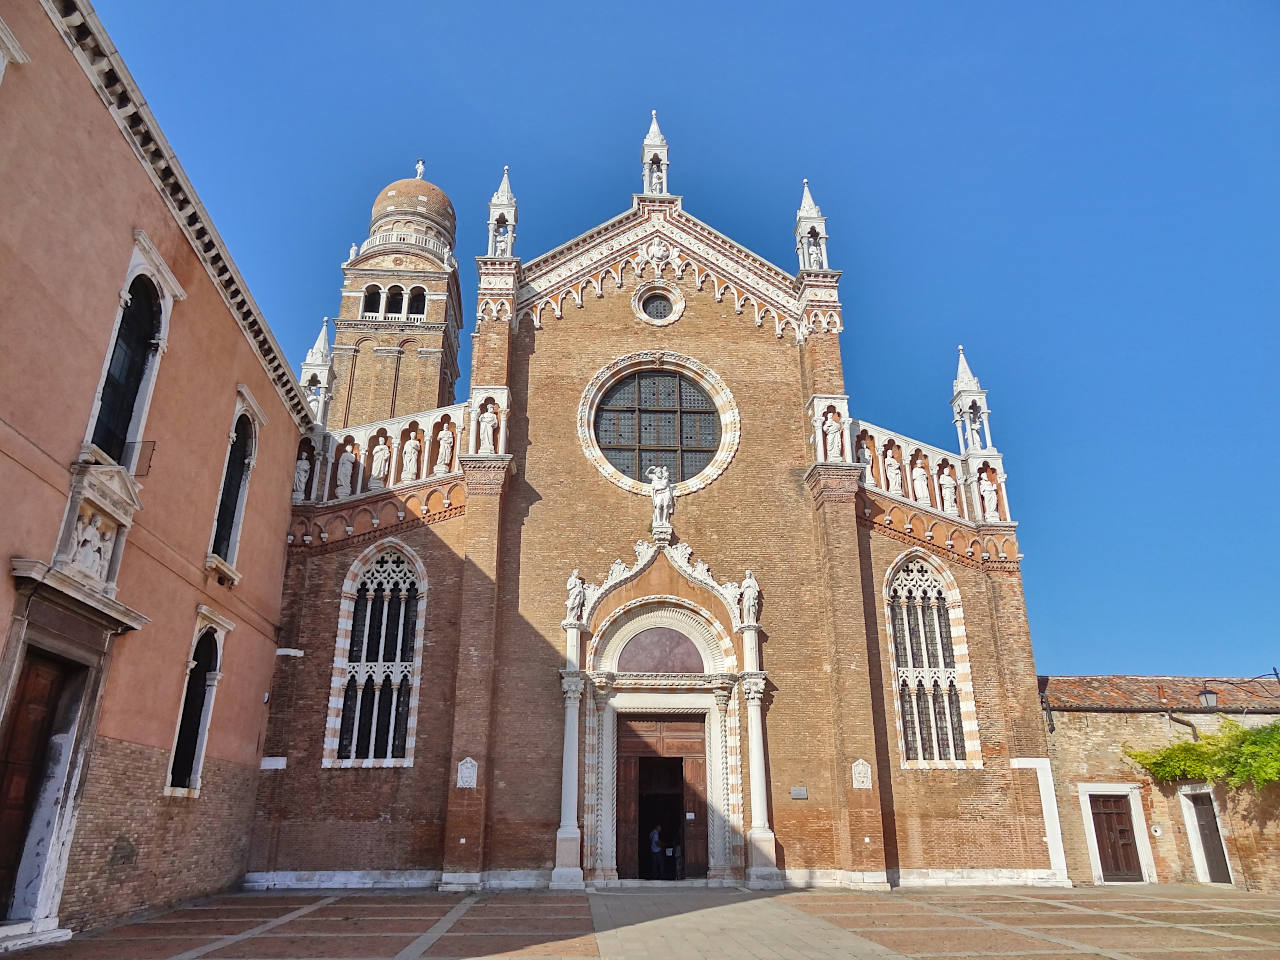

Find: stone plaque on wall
<box><xmin>851</xmin><ymin>758</ymin><xmax>872</xmax><ymax>789</ymax></box>
<box><xmin>456</xmin><ymin>757</ymin><xmax>477</xmax><ymax>788</ymax></box>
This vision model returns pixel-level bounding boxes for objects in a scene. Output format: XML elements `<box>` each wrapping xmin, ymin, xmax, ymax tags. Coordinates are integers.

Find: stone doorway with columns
<box><xmin>551</xmin><ymin>533</ymin><xmax>781</xmax><ymax>889</ymax></box>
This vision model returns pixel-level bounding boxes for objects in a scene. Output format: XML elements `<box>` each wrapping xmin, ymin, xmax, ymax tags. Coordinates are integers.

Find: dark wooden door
<box><xmin>1090</xmin><ymin>794</ymin><xmax>1143</xmax><ymax>881</ymax></box>
<box><xmin>0</xmin><ymin>653</ymin><xmax>71</xmax><ymax>905</ymax></box>
<box><xmin>1190</xmin><ymin>793</ymin><xmax>1231</xmax><ymax>883</ymax></box>
<box><xmin>616</xmin><ymin>755</ymin><xmax>639</xmax><ymax>880</ymax></box>
<box><xmin>682</xmin><ymin>756</ymin><xmax>708</xmax><ymax>879</ymax></box>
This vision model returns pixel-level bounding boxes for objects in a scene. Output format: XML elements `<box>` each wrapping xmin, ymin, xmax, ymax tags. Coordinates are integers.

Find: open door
<box><xmin>0</xmin><ymin>652</ymin><xmax>72</xmax><ymax>908</ymax></box>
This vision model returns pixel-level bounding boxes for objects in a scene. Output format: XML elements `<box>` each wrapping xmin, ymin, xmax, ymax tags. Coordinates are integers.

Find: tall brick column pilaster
<box><xmin>805</xmin><ymin>462</ymin><xmax>892</xmax><ymax>888</ymax></box>
<box><xmin>439</xmin><ymin>454</ymin><xmax>512</xmax><ymax>889</ymax></box>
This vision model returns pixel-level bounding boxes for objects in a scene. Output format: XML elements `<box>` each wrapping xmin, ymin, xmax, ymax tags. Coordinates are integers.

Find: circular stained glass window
<box><xmin>593</xmin><ymin>370</ymin><xmax>721</xmax><ymax>483</ymax></box>
<box><xmin>642</xmin><ymin>294</ymin><xmax>673</xmax><ymax>321</ymax></box>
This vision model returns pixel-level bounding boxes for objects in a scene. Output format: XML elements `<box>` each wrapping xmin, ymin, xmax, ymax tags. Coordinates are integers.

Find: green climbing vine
<box><xmin>1126</xmin><ymin>719</ymin><xmax>1280</xmax><ymax>791</ymax></box>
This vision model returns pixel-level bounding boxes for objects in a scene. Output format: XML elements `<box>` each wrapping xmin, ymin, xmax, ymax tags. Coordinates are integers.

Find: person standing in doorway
<box><xmin>649</xmin><ymin>823</ymin><xmax>663</xmax><ymax>880</ymax></box>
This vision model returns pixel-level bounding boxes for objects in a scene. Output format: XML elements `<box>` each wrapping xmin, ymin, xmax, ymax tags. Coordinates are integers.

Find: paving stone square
<box><xmin>14</xmin><ymin>885</ymin><xmax>1280</xmax><ymax>959</ymax></box>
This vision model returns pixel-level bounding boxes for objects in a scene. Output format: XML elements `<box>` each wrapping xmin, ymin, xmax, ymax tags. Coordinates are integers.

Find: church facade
<box><xmin>252</xmin><ymin>114</ymin><xmax>1065</xmax><ymax>891</ymax></box>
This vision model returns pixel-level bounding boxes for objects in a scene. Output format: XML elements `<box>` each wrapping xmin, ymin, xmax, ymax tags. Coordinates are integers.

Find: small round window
<box><xmin>642</xmin><ymin>294</ymin><xmax>672</xmax><ymax>321</ymax></box>
<box><xmin>593</xmin><ymin>370</ymin><xmax>720</xmax><ymax>483</ymax></box>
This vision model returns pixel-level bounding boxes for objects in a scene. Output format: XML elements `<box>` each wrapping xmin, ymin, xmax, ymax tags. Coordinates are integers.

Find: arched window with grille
<box><xmin>886</xmin><ymin>556</ymin><xmax>981</xmax><ymax>768</ymax></box>
<box><xmin>324</xmin><ymin>543</ymin><xmax>426</xmax><ymax>768</ymax></box>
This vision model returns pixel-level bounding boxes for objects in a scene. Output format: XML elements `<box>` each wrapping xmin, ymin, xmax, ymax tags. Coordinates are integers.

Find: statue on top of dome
<box><xmin>415</xmin><ymin>158</ymin><xmax>425</xmax><ymax>180</ymax></box>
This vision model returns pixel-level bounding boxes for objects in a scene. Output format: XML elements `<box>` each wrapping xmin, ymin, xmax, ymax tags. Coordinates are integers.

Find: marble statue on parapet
<box><xmin>336</xmin><ymin>444</ymin><xmax>356</xmax><ymax>498</ymax></box>
<box><xmin>822</xmin><ymin>412</ymin><xmax>844</xmax><ymax>462</ymax></box>
<box><xmin>979</xmin><ymin>476</ymin><xmax>1000</xmax><ymax>521</ymax></box>
<box><xmin>307</xmin><ymin>388</ymin><xmax>321</xmax><ymax>417</ymax></box>
<box><xmin>493</xmin><ymin>227</ymin><xmax>509</xmax><ymax>257</ymax></box>
<box><xmin>912</xmin><ymin>460</ymin><xmax>930</xmax><ymax>503</ymax></box>
<box><xmin>401</xmin><ymin>436</ymin><xmax>421</xmax><ymax>483</ymax></box>
<box><xmin>293</xmin><ymin>456</ymin><xmax>311</xmax><ymax>500</ymax></box>
<box><xmin>565</xmin><ymin>569</ymin><xmax>585</xmax><ymax>623</ymax></box>
<box><xmin>434</xmin><ymin>426</ymin><xmax>454</xmax><ymax>473</ymax></box>
<box><xmin>741</xmin><ymin>570</ymin><xmax>760</xmax><ymax>625</ymax></box>
<box><xmin>939</xmin><ymin>471</ymin><xmax>959</xmax><ymax>515</ymax></box>
<box><xmin>477</xmin><ymin>403</ymin><xmax>499</xmax><ymax>455</ymax></box>
<box><xmin>883</xmin><ymin>452</ymin><xmax>903</xmax><ymax>495</ymax></box>
<box><xmin>348</xmin><ymin>242</ymin><xmax>358</xmax><ymax>262</ymax></box>
<box><xmin>369</xmin><ymin>437</ymin><xmax>391</xmax><ymax>488</ymax></box>
<box><xmin>857</xmin><ymin>440</ymin><xmax>875</xmax><ymax>484</ymax></box>
<box><xmin>645</xmin><ymin>465</ymin><xmax>675</xmax><ymax>528</ymax></box>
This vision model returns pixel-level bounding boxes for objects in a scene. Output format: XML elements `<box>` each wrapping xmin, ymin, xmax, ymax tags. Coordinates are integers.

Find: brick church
<box><xmin>255</xmin><ymin>112</ymin><xmax>1060</xmax><ymax>892</ymax></box>
<box><xmin>9</xmin><ymin>3</ymin><xmax>1274</xmax><ymax>948</ymax></box>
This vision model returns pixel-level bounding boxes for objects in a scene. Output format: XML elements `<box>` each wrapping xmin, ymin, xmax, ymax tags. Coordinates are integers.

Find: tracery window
<box><xmin>331</xmin><ymin>550</ymin><xmax>422</xmax><ymax>765</ymax></box>
<box><xmin>888</xmin><ymin>558</ymin><xmax>980</xmax><ymax>767</ymax></box>
<box><xmin>593</xmin><ymin>371</ymin><xmax>720</xmax><ymax>482</ymax></box>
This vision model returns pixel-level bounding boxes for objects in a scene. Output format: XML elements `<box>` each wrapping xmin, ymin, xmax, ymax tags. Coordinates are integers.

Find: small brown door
<box><xmin>1090</xmin><ymin>793</ymin><xmax>1143</xmax><ymax>882</ymax></box>
<box><xmin>0</xmin><ymin>652</ymin><xmax>71</xmax><ymax>906</ymax></box>
<box><xmin>616</xmin><ymin>755</ymin><xmax>639</xmax><ymax>880</ymax></box>
<box><xmin>1190</xmin><ymin>793</ymin><xmax>1231</xmax><ymax>883</ymax></box>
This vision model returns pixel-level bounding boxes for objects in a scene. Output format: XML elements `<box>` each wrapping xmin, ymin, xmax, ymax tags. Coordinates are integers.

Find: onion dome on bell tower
<box><xmin>327</xmin><ymin>160</ymin><xmax>464</xmax><ymax>429</ymax></box>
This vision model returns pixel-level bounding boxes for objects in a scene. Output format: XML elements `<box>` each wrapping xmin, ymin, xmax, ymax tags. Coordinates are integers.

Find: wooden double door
<box><xmin>0</xmin><ymin>652</ymin><xmax>74</xmax><ymax>908</ymax></box>
<box><xmin>616</xmin><ymin>716</ymin><xmax>708</xmax><ymax>880</ymax></box>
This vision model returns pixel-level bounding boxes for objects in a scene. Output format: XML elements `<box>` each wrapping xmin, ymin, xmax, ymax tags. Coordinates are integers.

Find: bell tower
<box><xmin>328</xmin><ymin>161</ymin><xmax>464</xmax><ymax>429</ymax></box>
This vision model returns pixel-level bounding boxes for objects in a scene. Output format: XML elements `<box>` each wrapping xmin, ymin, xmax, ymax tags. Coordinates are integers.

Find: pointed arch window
<box><xmin>325</xmin><ymin>547</ymin><xmax>425</xmax><ymax>767</ymax></box>
<box><xmin>86</xmin><ymin>232</ymin><xmax>184</xmax><ymax>471</ymax></box>
<box><xmin>207</xmin><ymin>388</ymin><xmax>266</xmax><ymax>579</ymax></box>
<box><xmin>165</xmin><ymin>607</ymin><xmax>231</xmax><ymax>796</ymax></box>
<box><xmin>887</xmin><ymin>558</ymin><xmax>981</xmax><ymax>768</ymax></box>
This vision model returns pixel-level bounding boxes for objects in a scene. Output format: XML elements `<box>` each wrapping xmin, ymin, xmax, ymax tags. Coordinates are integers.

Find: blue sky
<box><xmin>94</xmin><ymin>1</ymin><xmax>1279</xmax><ymax>678</ymax></box>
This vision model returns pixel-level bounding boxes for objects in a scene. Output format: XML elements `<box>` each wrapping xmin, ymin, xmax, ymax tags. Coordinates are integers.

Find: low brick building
<box><xmin>1041</xmin><ymin>675</ymin><xmax>1280</xmax><ymax>893</ymax></box>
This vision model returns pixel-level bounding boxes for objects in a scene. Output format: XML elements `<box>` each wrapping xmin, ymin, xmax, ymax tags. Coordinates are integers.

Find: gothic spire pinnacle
<box><xmin>798</xmin><ymin>178</ymin><xmax>821</xmax><ymax>217</ymax></box>
<box><xmin>644</xmin><ymin>109</ymin><xmax>666</xmax><ymax>145</ymax></box>
<box><xmin>305</xmin><ymin>317</ymin><xmax>330</xmax><ymax>365</ymax></box>
<box><xmin>491</xmin><ymin>165</ymin><xmax>515</xmax><ymax>204</ymax></box>
<box><xmin>954</xmin><ymin>345</ymin><xmax>980</xmax><ymax>393</ymax></box>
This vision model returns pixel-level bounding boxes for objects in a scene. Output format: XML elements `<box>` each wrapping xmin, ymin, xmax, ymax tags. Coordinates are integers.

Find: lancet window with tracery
<box><xmin>326</xmin><ymin>549</ymin><xmax>423</xmax><ymax>766</ymax></box>
<box><xmin>887</xmin><ymin>558</ymin><xmax>980</xmax><ymax>767</ymax></box>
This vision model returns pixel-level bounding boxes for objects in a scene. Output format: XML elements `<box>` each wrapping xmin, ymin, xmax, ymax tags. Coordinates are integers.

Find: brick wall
<box><xmin>60</xmin><ymin>739</ymin><xmax>257</xmax><ymax>930</ymax></box>
<box><xmin>250</xmin><ymin>513</ymin><xmax>466</xmax><ymax>873</ymax></box>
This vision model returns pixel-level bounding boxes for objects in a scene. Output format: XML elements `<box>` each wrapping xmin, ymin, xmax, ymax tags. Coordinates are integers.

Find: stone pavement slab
<box><xmin>12</xmin><ymin>884</ymin><xmax>1280</xmax><ymax>959</ymax></box>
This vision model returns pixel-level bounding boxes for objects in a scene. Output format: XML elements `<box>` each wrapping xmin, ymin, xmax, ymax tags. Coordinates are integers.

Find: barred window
<box><xmin>889</xmin><ymin>559</ymin><xmax>977</xmax><ymax>765</ymax></box>
<box><xmin>593</xmin><ymin>371</ymin><xmax>720</xmax><ymax>483</ymax></box>
<box><xmin>335</xmin><ymin>551</ymin><xmax>420</xmax><ymax>763</ymax></box>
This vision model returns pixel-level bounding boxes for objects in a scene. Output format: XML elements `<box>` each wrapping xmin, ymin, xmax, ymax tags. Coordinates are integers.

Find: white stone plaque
<box><xmin>851</xmin><ymin>758</ymin><xmax>872</xmax><ymax>790</ymax></box>
<box><xmin>456</xmin><ymin>756</ymin><xmax>478</xmax><ymax>789</ymax></box>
